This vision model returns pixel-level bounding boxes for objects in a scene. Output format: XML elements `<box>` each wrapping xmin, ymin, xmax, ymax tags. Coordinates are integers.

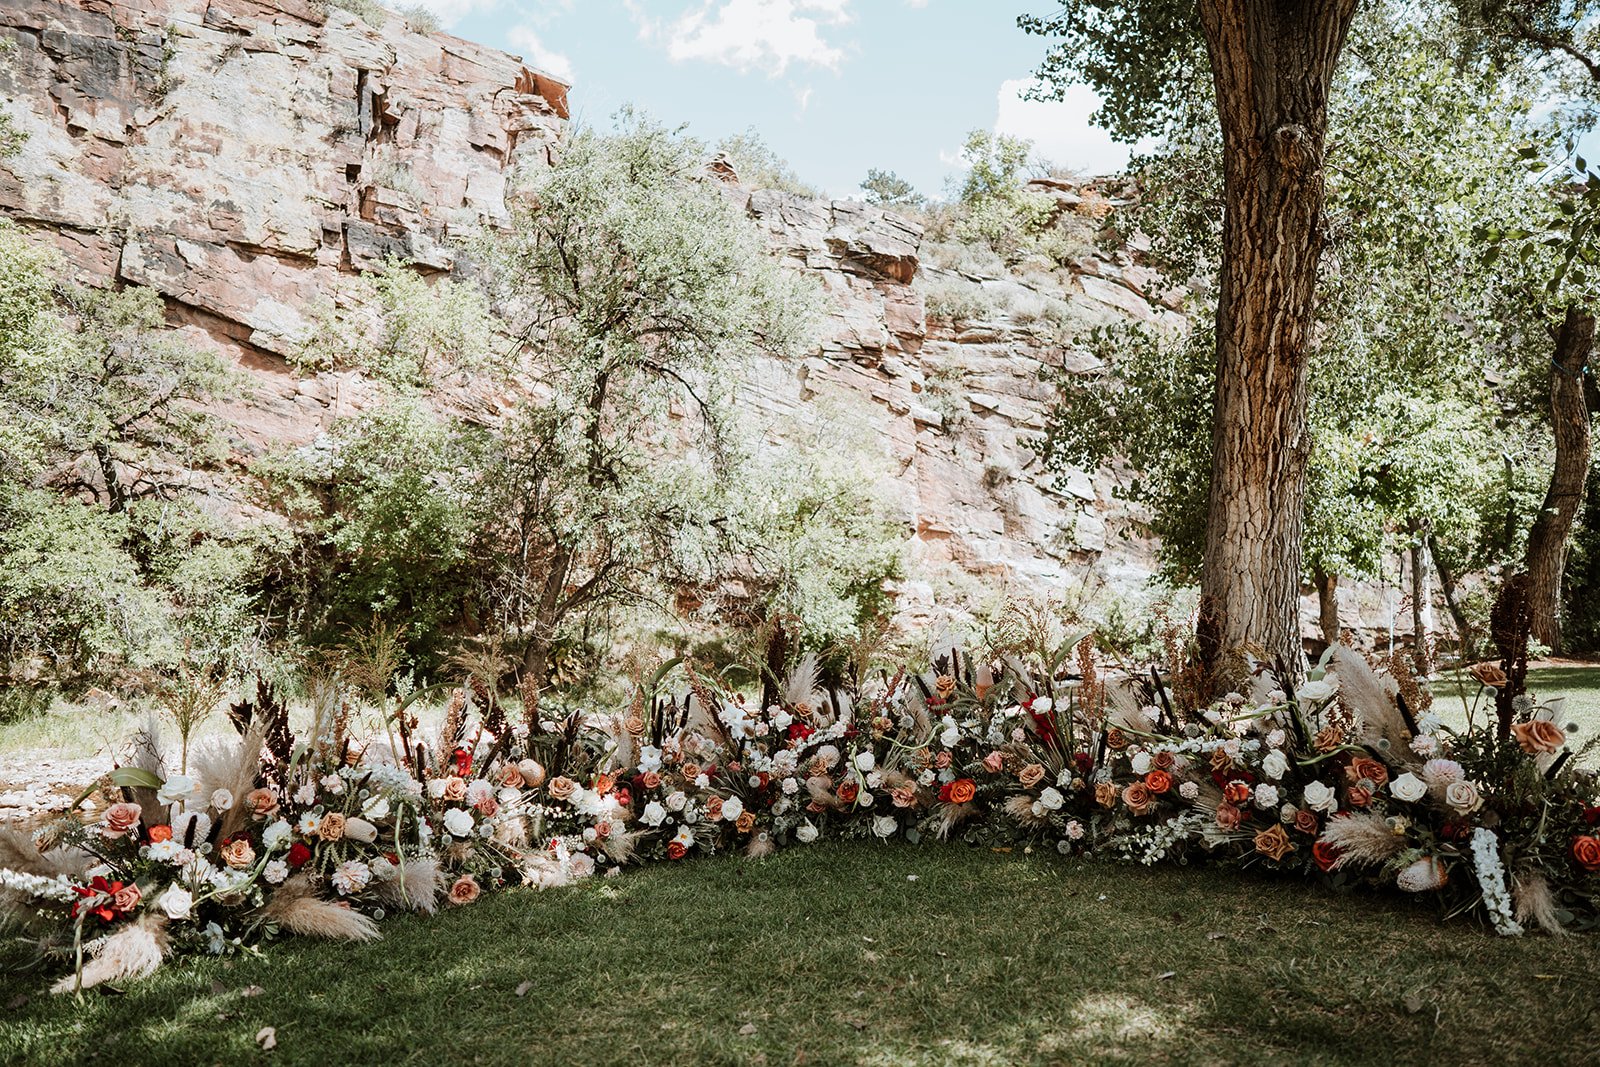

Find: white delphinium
<box><xmin>1470</xmin><ymin>828</ymin><xmax>1524</xmax><ymax>936</ymax></box>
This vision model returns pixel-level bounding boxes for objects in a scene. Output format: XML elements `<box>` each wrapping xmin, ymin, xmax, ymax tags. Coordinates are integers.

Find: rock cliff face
<box><xmin>1</xmin><ymin>0</ymin><xmax>1170</xmax><ymax>628</ymax></box>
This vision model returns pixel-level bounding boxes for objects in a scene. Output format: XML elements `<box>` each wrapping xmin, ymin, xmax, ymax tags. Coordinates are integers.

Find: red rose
<box><xmin>452</xmin><ymin>747</ymin><xmax>472</xmax><ymax>777</ymax></box>
<box><xmin>1312</xmin><ymin>840</ymin><xmax>1341</xmax><ymax>872</ymax></box>
<box><xmin>1222</xmin><ymin>780</ymin><xmax>1251</xmax><ymax>805</ymax></box>
<box><xmin>147</xmin><ymin>824</ymin><xmax>173</xmax><ymax>843</ymax></box>
<box><xmin>788</xmin><ymin>723</ymin><xmax>815</xmax><ymax>742</ymax></box>
<box><xmin>1573</xmin><ymin>835</ymin><xmax>1600</xmax><ymax>872</ymax></box>
<box><xmin>1583</xmin><ymin>805</ymin><xmax>1600</xmax><ymax>826</ymax></box>
<box><xmin>837</xmin><ymin>780</ymin><xmax>860</xmax><ymax>803</ymax></box>
<box><xmin>287</xmin><ymin>842</ymin><xmax>312</xmax><ymax>869</ymax></box>
<box><xmin>666</xmin><ymin>841</ymin><xmax>687</xmax><ymax>861</ymax></box>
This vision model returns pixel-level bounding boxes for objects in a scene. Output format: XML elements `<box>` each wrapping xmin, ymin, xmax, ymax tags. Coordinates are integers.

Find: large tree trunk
<box><xmin>1194</xmin><ymin>0</ymin><xmax>1358</xmax><ymax>685</ymax></box>
<box><xmin>1405</xmin><ymin>521</ymin><xmax>1434</xmax><ymax>675</ymax></box>
<box><xmin>1311</xmin><ymin>566</ymin><xmax>1340</xmax><ymax>647</ymax></box>
<box><xmin>1526</xmin><ymin>306</ymin><xmax>1596</xmax><ymax>653</ymax></box>
<box><xmin>1427</xmin><ymin>531</ymin><xmax>1474</xmax><ymax>663</ymax></box>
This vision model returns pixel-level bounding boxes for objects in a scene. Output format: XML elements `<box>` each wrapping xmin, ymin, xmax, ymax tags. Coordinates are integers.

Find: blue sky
<box><xmin>418</xmin><ymin>0</ymin><xmax>1131</xmax><ymax>199</ymax></box>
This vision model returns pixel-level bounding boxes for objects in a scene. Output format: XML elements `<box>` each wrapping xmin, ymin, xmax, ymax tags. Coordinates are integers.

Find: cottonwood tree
<box><xmin>1024</xmin><ymin>0</ymin><xmax>1362</xmax><ymax>677</ymax></box>
<box><xmin>475</xmin><ymin>114</ymin><xmax>820</xmax><ymax>699</ymax></box>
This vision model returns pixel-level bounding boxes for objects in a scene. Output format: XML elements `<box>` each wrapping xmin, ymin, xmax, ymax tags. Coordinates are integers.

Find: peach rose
<box><xmin>102</xmin><ymin>802</ymin><xmax>142</xmax><ymax>838</ymax></box>
<box><xmin>1215</xmin><ymin>801</ymin><xmax>1244</xmax><ymax>830</ymax></box>
<box><xmin>1122</xmin><ymin>782</ymin><xmax>1154</xmax><ymax>816</ymax></box>
<box><xmin>623</xmin><ymin>713</ymin><xmax>646</xmax><ymax>738</ymax></box>
<box><xmin>1346</xmin><ymin>784</ymin><xmax>1373</xmax><ymax>808</ymax></box>
<box><xmin>736</xmin><ymin>811</ymin><xmax>757</xmax><ymax>834</ymax></box>
<box><xmin>705</xmin><ymin>796</ymin><xmax>725</xmax><ymax>821</ymax></box>
<box><xmin>112</xmin><ymin>883</ymin><xmax>141</xmax><ymax>914</ymax></box>
<box><xmin>641</xmin><ymin>771</ymin><xmax>662</xmax><ymax>790</ymax></box>
<box><xmin>1018</xmin><ymin>764</ymin><xmax>1046</xmax><ymax>788</ymax></box>
<box><xmin>318</xmin><ymin>813</ymin><xmax>346</xmax><ymax>842</ymax></box>
<box><xmin>475</xmin><ymin>796</ymin><xmax>499</xmax><ymax>817</ymax></box>
<box><xmin>448</xmin><ymin>875</ymin><xmax>480</xmax><ymax>905</ymax></box>
<box><xmin>1469</xmin><ymin>662</ymin><xmax>1508</xmax><ymax>690</ymax></box>
<box><xmin>681</xmin><ymin>762</ymin><xmax>701</xmax><ymax>782</ymax></box>
<box><xmin>1105</xmin><ymin>728</ymin><xmax>1129</xmax><ymax>751</ymax></box>
<box><xmin>1313</xmin><ymin>725</ymin><xmax>1345</xmax><ymax>753</ymax></box>
<box><xmin>442</xmin><ymin>777</ymin><xmax>468</xmax><ymax>802</ymax></box>
<box><xmin>245</xmin><ymin>788</ymin><xmax>279</xmax><ymax>819</ymax></box>
<box><xmin>220</xmin><ymin>837</ymin><xmax>256</xmax><ymax>870</ymax></box>
<box><xmin>934</xmin><ymin>675</ymin><xmax>957</xmax><ymax>699</ymax></box>
<box><xmin>934</xmin><ymin>751</ymin><xmax>952</xmax><ymax>770</ymax></box>
<box><xmin>547</xmin><ymin>776</ymin><xmax>576</xmax><ymax>800</ymax></box>
<box><xmin>1254</xmin><ymin>824</ymin><xmax>1296</xmax><ymax>862</ymax></box>
<box><xmin>1094</xmin><ymin>781</ymin><xmax>1118</xmax><ymax>808</ymax></box>
<box><xmin>1511</xmin><ymin>719</ymin><xmax>1566</xmax><ymax>755</ymax></box>
<box><xmin>891</xmin><ymin>786</ymin><xmax>918</xmax><ymax>809</ymax></box>
<box><xmin>1151</xmin><ymin>751</ymin><xmax>1176</xmax><ymax>772</ymax></box>
<box><xmin>1293</xmin><ymin>809</ymin><xmax>1319</xmax><ymax>835</ymax></box>
<box><xmin>1209</xmin><ymin>749</ymin><xmax>1234</xmax><ymax>774</ymax></box>
<box><xmin>982</xmin><ymin>752</ymin><xmax>1005</xmax><ymax>774</ymax></box>
<box><xmin>498</xmin><ymin>764</ymin><xmax>526</xmax><ymax>789</ymax></box>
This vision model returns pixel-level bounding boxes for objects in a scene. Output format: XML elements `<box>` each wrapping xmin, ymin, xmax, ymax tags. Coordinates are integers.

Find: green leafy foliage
<box><xmin>858</xmin><ymin>168</ymin><xmax>924</xmax><ymax>208</ymax></box>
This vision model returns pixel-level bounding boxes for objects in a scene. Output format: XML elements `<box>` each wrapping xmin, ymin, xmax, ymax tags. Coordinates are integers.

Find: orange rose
<box><xmin>442</xmin><ymin>777</ymin><xmax>468</xmax><ymax>802</ymax></box>
<box><xmin>1312</xmin><ymin>839</ymin><xmax>1341</xmax><ymax>872</ymax></box>
<box><xmin>623</xmin><ymin>714</ymin><xmax>646</xmax><ymax>738</ymax></box>
<box><xmin>1018</xmin><ymin>764</ymin><xmax>1046</xmax><ymax>788</ymax></box>
<box><xmin>837</xmin><ymin>781</ymin><xmax>860</xmax><ymax>804</ymax></box>
<box><xmin>1253</xmin><ymin>824</ymin><xmax>1295</xmax><ymax>862</ymax></box>
<box><xmin>547</xmin><ymin>776</ymin><xmax>576</xmax><ymax>800</ymax></box>
<box><xmin>447</xmin><ymin>875</ymin><xmax>480</xmax><ymax>905</ymax></box>
<box><xmin>1347</xmin><ymin>757</ymin><xmax>1389</xmax><ymax>788</ymax></box>
<box><xmin>1572</xmin><ymin>835</ymin><xmax>1600</xmax><ymax>872</ymax></box>
<box><xmin>1222</xmin><ymin>780</ymin><xmax>1252</xmax><ymax>805</ymax></box>
<box><xmin>1511</xmin><ymin>719</ymin><xmax>1566</xmax><ymax>755</ymax></box>
<box><xmin>594</xmin><ymin>773</ymin><xmax>616</xmax><ymax>795</ymax></box>
<box><xmin>735</xmin><ymin>811</ymin><xmax>757</xmax><ymax>834</ymax></box>
<box><xmin>220</xmin><ymin>837</ymin><xmax>256</xmax><ymax>870</ymax></box>
<box><xmin>666</xmin><ymin>841</ymin><xmax>687</xmax><ymax>860</ymax></box>
<box><xmin>947</xmin><ymin>778</ymin><xmax>977</xmax><ymax>804</ymax></box>
<box><xmin>1094</xmin><ymin>782</ymin><xmax>1118</xmax><ymax>808</ymax></box>
<box><xmin>318</xmin><ymin>813</ymin><xmax>346</xmax><ymax>842</ymax></box>
<box><xmin>148</xmin><ymin>824</ymin><xmax>173</xmax><ymax>843</ymax></box>
<box><xmin>1122</xmin><ymin>782</ymin><xmax>1154</xmax><ymax>815</ymax></box>
<box><xmin>1209</xmin><ymin>749</ymin><xmax>1234</xmax><ymax>774</ymax></box>
<box><xmin>1469</xmin><ymin>662</ymin><xmax>1508</xmax><ymax>690</ymax></box>
<box><xmin>1145</xmin><ymin>770</ymin><xmax>1172</xmax><ymax>794</ymax></box>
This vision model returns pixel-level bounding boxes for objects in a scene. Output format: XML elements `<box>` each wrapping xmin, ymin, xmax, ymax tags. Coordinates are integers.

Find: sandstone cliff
<box><xmin>0</xmin><ymin>0</ymin><xmax>1178</xmax><ymax>631</ymax></box>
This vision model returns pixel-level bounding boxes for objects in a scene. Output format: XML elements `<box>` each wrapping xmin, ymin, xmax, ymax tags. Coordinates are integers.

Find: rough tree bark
<box><xmin>1311</xmin><ymin>566</ymin><xmax>1340</xmax><ymax>647</ymax></box>
<box><xmin>1525</xmin><ymin>306</ymin><xmax>1596</xmax><ymax>654</ymax></box>
<box><xmin>1426</xmin><ymin>530</ymin><xmax>1474</xmax><ymax>662</ymax></box>
<box><xmin>1405</xmin><ymin>519</ymin><xmax>1433</xmax><ymax>675</ymax></box>
<box><xmin>1194</xmin><ymin>0</ymin><xmax>1359</xmax><ymax>684</ymax></box>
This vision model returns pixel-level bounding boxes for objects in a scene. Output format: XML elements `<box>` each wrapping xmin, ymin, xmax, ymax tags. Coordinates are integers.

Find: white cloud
<box><xmin>994</xmin><ymin>78</ymin><xmax>1135</xmax><ymax>177</ymax></box>
<box><xmin>508</xmin><ymin>26</ymin><xmax>575</xmax><ymax>83</ymax></box>
<box><xmin>643</xmin><ymin>0</ymin><xmax>855</xmax><ymax>76</ymax></box>
<box><xmin>407</xmin><ymin>0</ymin><xmax>501</xmax><ymax>28</ymax></box>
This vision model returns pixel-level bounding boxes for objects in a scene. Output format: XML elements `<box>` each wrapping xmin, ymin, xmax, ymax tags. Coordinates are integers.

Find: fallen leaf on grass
<box><xmin>738</xmin><ymin>1023</ymin><xmax>757</xmax><ymax>1036</ymax></box>
<box><xmin>1156</xmin><ymin>971</ymin><xmax>1176</xmax><ymax>981</ymax></box>
<box><xmin>1403</xmin><ymin>993</ymin><xmax>1424</xmax><ymax>1014</ymax></box>
<box><xmin>240</xmin><ymin>985</ymin><xmax>264</xmax><ymax>998</ymax></box>
<box><xmin>515</xmin><ymin>980</ymin><xmax>533</xmax><ymax>997</ymax></box>
<box><xmin>1206</xmin><ymin>932</ymin><xmax>1226</xmax><ymax>941</ymax></box>
<box><xmin>256</xmin><ymin>1027</ymin><xmax>277</xmax><ymax>1051</ymax></box>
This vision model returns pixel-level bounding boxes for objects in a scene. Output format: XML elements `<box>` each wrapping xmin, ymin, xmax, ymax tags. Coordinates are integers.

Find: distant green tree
<box><xmin>859</xmin><ymin>168</ymin><xmax>924</xmax><ymax>209</ymax></box>
<box><xmin>714</xmin><ymin>128</ymin><xmax>821</xmax><ymax>197</ymax></box>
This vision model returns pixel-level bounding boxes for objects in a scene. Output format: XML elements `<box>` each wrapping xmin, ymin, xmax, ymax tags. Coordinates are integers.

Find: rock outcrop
<box><xmin>0</xmin><ymin>0</ymin><xmax>1177</xmax><ymax>629</ymax></box>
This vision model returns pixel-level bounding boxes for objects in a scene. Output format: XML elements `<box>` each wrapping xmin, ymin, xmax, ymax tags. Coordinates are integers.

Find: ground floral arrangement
<box><xmin>3</xmin><ymin>630</ymin><xmax>1599</xmax><ymax>994</ymax></box>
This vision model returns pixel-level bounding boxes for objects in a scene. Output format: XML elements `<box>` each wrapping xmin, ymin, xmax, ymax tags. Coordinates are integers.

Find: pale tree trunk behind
<box><xmin>1526</xmin><ymin>306</ymin><xmax>1595</xmax><ymax>654</ymax></box>
<box><xmin>1194</xmin><ymin>0</ymin><xmax>1359</xmax><ymax>685</ymax></box>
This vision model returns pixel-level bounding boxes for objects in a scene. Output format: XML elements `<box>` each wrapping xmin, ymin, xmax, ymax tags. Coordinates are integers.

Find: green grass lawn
<box><xmin>1434</xmin><ymin>663</ymin><xmax>1600</xmax><ymax>745</ymax></box>
<box><xmin>2</xmin><ymin>843</ymin><xmax>1597</xmax><ymax>1067</ymax></box>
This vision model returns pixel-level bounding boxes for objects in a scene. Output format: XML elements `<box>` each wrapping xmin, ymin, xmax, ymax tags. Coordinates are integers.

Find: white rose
<box><xmin>1297</xmin><ymin>677</ymin><xmax>1337</xmax><ymax>704</ymax></box>
<box><xmin>1032</xmin><ymin>698</ymin><xmax>1053</xmax><ymax>714</ymax></box>
<box><xmin>1065</xmin><ymin>819</ymin><xmax>1085</xmax><ymax>840</ymax></box>
<box><xmin>854</xmin><ymin>752</ymin><xmax>876</xmax><ymax>773</ymax></box>
<box><xmin>795</xmin><ymin>822</ymin><xmax>819</xmax><ymax>844</ymax></box>
<box><xmin>872</xmin><ymin>815</ymin><xmax>898</xmax><ymax>838</ymax></box>
<box><xmin>1130</xmin><ymin>752</ymin><xmax>1152</xmax><ymax>775</ymax></box>
<box><xmin>443</xmin><ymin>807</ymin><xmax>475</xmax><ymax>838</ymax></box>
<box><xmin>210</xmin><ymin>789</ymin><xmax>234</xmax><ymax>812</ymax></box>
<box><xmin>1039</xmin><ymin>787</ymin><xmax>1064</xmax><ymax>811</ymax></box>
<box><xmin>1389</xmin><ymin>772</ymin><xmax>1427</xmax><ymax>803</ymax></box>
<box><xmin>1253</xmin><ymin>783</ymin><xmax>1280</xmax><ymax>809</ymax></box>
<box><xmin>1444</xmin><ymin>780</ymin><xmax>1482</xmax><ymax>813</ymax></box>
<box><xmin>641</xmin><ymin>801</ymin><xmax>667</xmax><ymax>827</ymax></box>
<box><xmin>426</xmin><ymin>779</ymin><xmax>448</xmax><ymax>799</ymax></box>
<box><xmin>1302</xmin><ymin>780</ymin><xmax>1338</xmax><ymax>815</ymax></box>
<box><xmin>665</xmin><ymin>791</ymin><xmax>687</xmax><ymax>812</ymax></box>
<box><xmin>940</xmin><ymin>725</ymin><xmax>960</xmax><ymax>747</ymax></box>
<box><xmin>157</xmin><ymin>775</ymin><xmax>199</xmax><ymax>806</ymax></box>
<box><xmin>158</xmin><ymin>884</ymin><xmax>193</xmax><ymax>920</ymax></box>
<box><xmin>1262</xmin><ymin>750</ymin><xmax>1289</xmax><ymax>780</ymax></box>
<box><xmin>1267</xmin><ymin>729</ymin><xmax>1287</xmax><ymax>748</ymax></box>
<box><xmin>721</xmin><ymin>796</ymin><xmax>745</xmax><ymax>822</ymax></box>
